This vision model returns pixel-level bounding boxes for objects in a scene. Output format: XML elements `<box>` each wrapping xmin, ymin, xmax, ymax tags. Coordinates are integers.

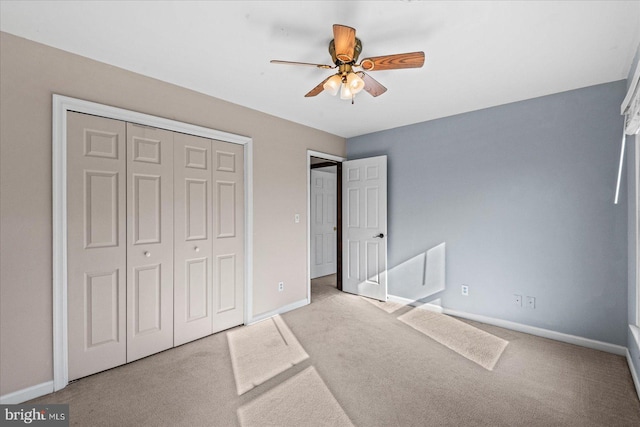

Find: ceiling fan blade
<box><xmin>360</xmin><ymin>51</ymin><xmax>425</xmax><ymax>71</ymax></box>
<box><xmin>270</xmin><ymin>60</ymin><xmax>335</xmax><ymax>69</ymax></box>
<box><xmin>333</xmin><ymin>24</ymin><xmax>356</xmax><ymax>62</ymax></box>
<box><xmin>360</xmin><ymin>73</ymin><xmax>387</xmax><ymax>97</ymax></box>
<box><xmin>304</xmin><ymin>76</ymin><xmax>332</xmax><ymax>97</ymax></box>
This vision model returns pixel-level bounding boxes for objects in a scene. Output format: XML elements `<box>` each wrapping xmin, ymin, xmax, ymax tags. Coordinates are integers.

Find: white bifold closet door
<box><xmin>126</xmin><ymin>123</ymin><xmax>174</xmax><ymax>362</ymax></box>
<box><xmin>67</xmin><ymin>112</ymin><xmax>245</xmax><ymax>380</ymax></box>
<box><xmin>173</xmin><ymin>133</ymin><xmax>214</xmax><ymax>346</ymax></box>
<box><xmin>67</xmin><ymin>112</ymin><xmax>127</xmax><ymax>381</ymax></box>
<box><xmin>211</xmin><ymin>140</ymin><xmax>245</xmax><ymax>333</ymax></box>
<box><xmin>173</xmin><ymin>136</ymin><xmax>245</xmax><ymax>342</ymax></box>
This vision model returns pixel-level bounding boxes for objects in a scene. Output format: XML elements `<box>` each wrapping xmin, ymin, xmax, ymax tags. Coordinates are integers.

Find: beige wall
<box><xmin>0</xmin><ymin>32</ymin><xmax>345</xmax><ymax>396</ymax></box>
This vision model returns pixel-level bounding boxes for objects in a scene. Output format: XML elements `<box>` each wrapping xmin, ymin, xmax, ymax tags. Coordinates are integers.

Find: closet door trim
<box><xmin>52</xmin><ymin>95</ymin><xmax>254</xmax><ymax>392</ymax></box>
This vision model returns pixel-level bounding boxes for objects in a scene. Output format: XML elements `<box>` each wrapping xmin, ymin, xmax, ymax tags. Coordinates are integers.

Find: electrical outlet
<box><xmin>514</xmin><ymin>294</ymin><xmax>522</xmax><ymax>307</ymax></box>
<box><xmin>526</xmin><ymin>296</ymin><xmax>535</xmax><ymax>309</ymax></box>
<box><xmin>461</xmin><ymin>285</ymin><xmax>469</xmax><ymax>296</ymax></box>
<box><xmin>278</xmin><ymin>282</ymin><xmax>284</xmax><ymax>292</ymax></box>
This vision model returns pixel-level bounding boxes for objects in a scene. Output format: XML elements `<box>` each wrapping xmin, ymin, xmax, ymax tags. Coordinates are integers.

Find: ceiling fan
<box><xmin>271</xmin><ymin>24</ymin><xmax>425</xmax><ymax>103</ymax></box>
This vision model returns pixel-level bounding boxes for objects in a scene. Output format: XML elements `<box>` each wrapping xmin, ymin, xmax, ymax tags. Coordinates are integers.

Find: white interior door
<box><xmin>211</xmin><ymin>139</ymin><xmax>245</xmax><ymax>333</ymax></box>
<box><xmin>342</xmin><ymin>156</ymin><xmax>388</xmax><ymax>301</ymax></box>
<box><xmin>67</xmin><ymin>112</ymin><xmax>127</xmax><ymax>380</ymax></box>
<box><xmin>173</xmin><ymin>132</ymin><xmax>213</xmax><ymax>346</ymax></box>
<box><xmin>126</xmin><ymin>123</ymin><xmax>174</xmax><ymax>362</ymax></box>
<box><xmin>310</xmin><ymin>168</ymin><xmax>337</xmax><ymax>279</ymax></box>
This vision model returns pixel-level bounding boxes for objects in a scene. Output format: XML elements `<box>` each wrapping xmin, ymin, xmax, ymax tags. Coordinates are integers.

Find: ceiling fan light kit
<box><xmin>323</xmin><ymin>74</ymin><xmax>342</xmax><ymax>96</ymax></box>
<box><xmin>325</xmin><ymin>71</ymin><xmax>366</xmax><ymax>102</ymax></box>
<box><xmin>270</xmin><ymin>24</ymin><xmax>425</xmax><ymax>104</ymax></box>
<box><xmin>346</xmin><ymin>72</ymin><xmax>365</xmax><ymax>94</ymax></box>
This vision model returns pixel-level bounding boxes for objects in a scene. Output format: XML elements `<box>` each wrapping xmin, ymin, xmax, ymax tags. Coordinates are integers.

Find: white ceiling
<box><xmin>1</xmin><ymin>1</ymin><xmax>639</xmax><ymax>138</ymax></box>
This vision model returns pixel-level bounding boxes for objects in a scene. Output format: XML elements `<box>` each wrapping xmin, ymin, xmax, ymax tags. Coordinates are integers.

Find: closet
<box><xmin>66</xmin><ymin>112</ymin><xmax>244</xmax><ymax>381</ymax></box>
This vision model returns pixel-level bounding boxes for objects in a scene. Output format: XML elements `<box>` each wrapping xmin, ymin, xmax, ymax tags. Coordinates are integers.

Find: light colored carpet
<box><xmin>309</xmin><ymin>274</ymin><xmax>340</xmax><ymax>302</ymax></box>
<box><xmin>26</xmin><ymin>278</ymin><xmax>640</xmax><ymax>426</ymax></box>
<box><xmin>227</xmin><ymin>315</ymin><xmax>308</xmax><ymax>395</ymax></box>
<box><xmin>398</xmin><ymin>308</ymin><xmax>509</xmax><ymax>370</ymax></box>
<box><xmin>237</xmin><ymin>366</ymin><xmax>353</xmax><ymax>427</ymax></box>
<box><xmin>361</xmin><ymin>296</ymin><xmax>405</xmax><ymax>313</ymax></box>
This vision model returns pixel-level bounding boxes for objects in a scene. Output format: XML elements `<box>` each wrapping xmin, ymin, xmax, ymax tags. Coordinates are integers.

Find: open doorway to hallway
<box><xmin>310</xmin><ymin>160</ymin><xmax>337</xmax><ymax>278</ymax></box>
<box><xmin>307</xmin><ymin>151</ymin><xmax>345</xmax><ymax>302</ymax></box>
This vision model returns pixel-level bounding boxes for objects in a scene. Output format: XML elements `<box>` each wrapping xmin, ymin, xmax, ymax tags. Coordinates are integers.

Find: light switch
<box><xmin>294</xmin><ymin>214</ymin><xmax>300</xmax><ymax>223</ymax></box>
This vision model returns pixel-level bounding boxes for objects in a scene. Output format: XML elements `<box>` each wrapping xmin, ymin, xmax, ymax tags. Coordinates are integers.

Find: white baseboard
<box><xmin>247</xmin><ymin>298</ymin><xmax>309</xmax><ymax>325</ymax></box>
<box><xmin>626</xmin><ymin>349</ymin><xmax>640</xmax><ymax>400</ymax></box>
<box><xmin>387</xmin><ymin>295</ymin><xmax>627</xmax><ymax>356</ymax></box>
<box><xmin>628</xmin><ymin>325</ymin><xmax>640</xmax><ymax>400</ymax></box>
<box><xmin>0</xmin><ymin>381</ymin><xmax>54</xmax><ymax>404</ymax></box>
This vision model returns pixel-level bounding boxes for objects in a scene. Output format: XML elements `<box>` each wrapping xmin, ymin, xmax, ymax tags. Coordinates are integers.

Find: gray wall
<box><xmin>348</xmin><ymin>81</ymin><xmax>628</xmax><ymax>346</ymax></box>
<box><xmin>627</xmin><ymin>42</ymin><xmax>640</xmax><ymax>380</ymax></box>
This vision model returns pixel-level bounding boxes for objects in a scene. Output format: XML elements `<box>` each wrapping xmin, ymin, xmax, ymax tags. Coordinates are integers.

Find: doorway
<box><xmin>306</xmin><ymin>151</ymin><xmax>388</xmax><ymax>303</ymax></box>
<box><xmin>311</xmin><ymin>162</ymin><xmax>337</xmax><ymax>279</ymax></box>
<box><xmin>307</xmin><ymin>151</ymin><xmax>345</xmax><ymax>302</ymax></box>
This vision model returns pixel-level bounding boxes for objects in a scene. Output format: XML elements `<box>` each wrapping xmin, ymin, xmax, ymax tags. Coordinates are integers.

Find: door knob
<box><xmin>373</xmin><ymin>233</ymin><xmax>385</xmax><ymax>238</ymax></box>
<box><xmin>144</xmin><ymin>251</ymin><xmax>151</xmax><ymax>257</ymax></box>
<box><xmin>194</xmin><ymin>246</ymin><xmax>200</xmax><ymax>252</ymax></box>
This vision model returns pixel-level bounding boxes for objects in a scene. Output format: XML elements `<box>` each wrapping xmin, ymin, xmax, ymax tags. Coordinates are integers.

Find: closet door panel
<box><xmin>212</xmin><ymin>140</ymin><xmax>244</xmax><ymax>332</ymax></box>
<box><xmin>67</xmin><ymin>109</ymin><xmax>247</xmax><ymax>377</ymax></box>
<box><xmin>67</xmin><ymin>112</ymin><xmax>127</xmax><ymax>380</ymax></box>
<box><xmin>174</xmin><ymin>133</ymin><xmax>213</xmax><ymax>346</ymax></box>
<box><xmin>127</xmin><ymin>124</ymin><xmax>174</xmax><ymax>362</ymax></box>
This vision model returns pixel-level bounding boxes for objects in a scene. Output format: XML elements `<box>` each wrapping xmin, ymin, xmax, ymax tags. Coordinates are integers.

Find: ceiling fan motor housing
<box><xmin>329</xmin><ymin>38</ymin><xmax>362</xmax><ymax>65</ymax></box>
